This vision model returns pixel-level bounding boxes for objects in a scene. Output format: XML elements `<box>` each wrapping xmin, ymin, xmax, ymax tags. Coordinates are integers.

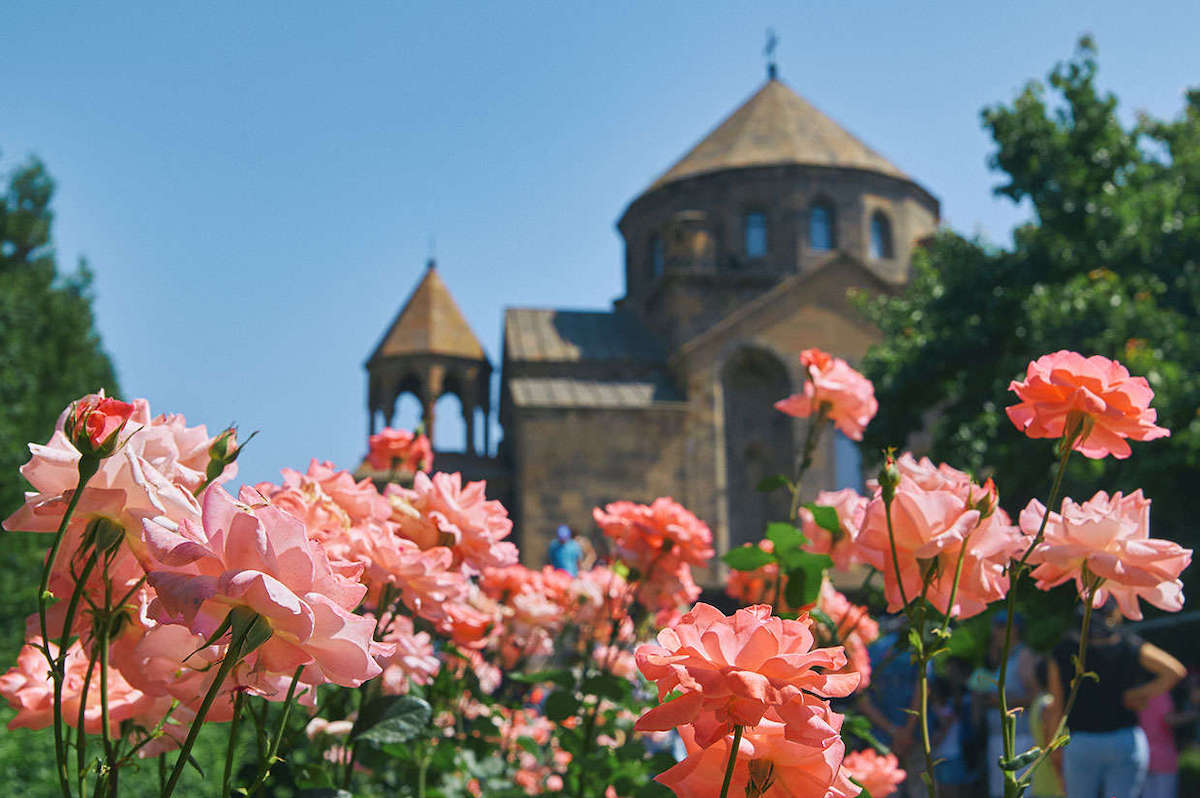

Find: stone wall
<box><xmin>508</xmin><ymin>405</ymin><xmax>690</xmax><ymax>569</ymax></box>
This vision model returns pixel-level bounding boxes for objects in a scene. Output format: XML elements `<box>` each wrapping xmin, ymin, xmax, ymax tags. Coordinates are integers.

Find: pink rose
<box><xmin>366</xmin><ymin>427</ymin><xmax>433</xmax><ymax>473</ymax></box>
<box><xmin>1021</xmin><ymin>490</ymin><xmax>1192</xmax><ymax>620</ymax></box>
<box><xmin>141</xmin><ymin>485</ymin><xmax>388</xmax><ymax>688</ymax></box>
<box><xmin>1006</xmin><ymin>351</ymin><xmax>1170</xmax><ymax>458</ymax></box>
<box><xmin>842</xmin><ymin>748</ymin><xmax>906</xmax><ymax>797</ymax></box>
<box><xmin>386</xmin><ymin>472</ymin><xmax>517</xmax><ymax>572</ymax></box>
<box><xmin>775</xmin><ymin>348</ymin><xmax>878</xmax><ymax>441</ymax></box>
<box><xmin>635</xmin><ymin>604</ymin><xmax>858</xmax><ymax>748</ymax></box>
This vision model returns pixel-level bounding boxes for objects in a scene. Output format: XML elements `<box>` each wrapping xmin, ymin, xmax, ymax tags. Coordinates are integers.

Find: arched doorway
<box><xmin>722</xmin><ymin>348</ymin><xmax>794</xmax><ymax>550</ymax></box>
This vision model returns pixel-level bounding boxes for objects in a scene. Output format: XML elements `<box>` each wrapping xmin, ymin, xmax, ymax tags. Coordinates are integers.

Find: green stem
<box><xmin>999</xmin><ymin>443</ymin><xmax>1073</xmax><ymax>798</ymax></box>
<box><xmin>718</xmin><ymin>725</ymin><xmax>744</xmax><ymax>798</ymax></box>
<box><xmin>222</xmin><ymin>690</ymin><xmax>246</xmax><ymax>798</ymax></box>
<box><xmin>938</xmin><ymin>533</ymin><xmax>973</xmax><ymax>638</ymax></box>
<box><xmin>787</xmin><ymin>407</ymin><xmax>829</xmax><ymax>520</ymax></box>
<box><xmin>75</xmin><ymin>640</ymin><xmax>101</xmax><ymax>798</ymax></box>
<box><xmin>246</xmin><ymin>666</ymin><xmax>304</xmax><ymax>797</ymax></box>
<box><xmin>38</xmin><ymin>457</ymin><xmax>98</xmax><ymax>798</ymax></box>
<box><xmin>161</xmin><ymin>619</ymin><xmax>253</xmax><ymax>798</ymax></box>
<box><xmin>917</xmin><ymin>645</ymin><xmax>940</xmax><ymax>798</ymax></box>
<box><xmin>98</xmin><ymin>611</ymin><xmax>116</xmax><ymax>797</ymax></box>
<box><xmin>884</xmin><ymin>493</ymin><xmax>911</xmax><ymax>609</ymax></box>
<box><xmin>417</xmin><ymin>744</ymin><xmax>431</xmax><ymax>798</ymax></box>
<box><xmin>1020</xmin><ymin>577</ymin><xmax>1102</xmax><ymax>790</ymax></box>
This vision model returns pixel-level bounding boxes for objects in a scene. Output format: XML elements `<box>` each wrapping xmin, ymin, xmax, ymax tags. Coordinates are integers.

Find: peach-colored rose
<box><xmin>1006</xmin><ymin>351</ymin><xmax>1170</xmax><ymax>459</ymax></box>
<box><xmin>635</xmin><ymin>604</ymin><xmax>858</xmax><ymax>748</ymax></box>
<box><xmin>141</xmin><ymin>485</ymin><xmax>389</xmax><ymax>688</ymax></box>
<box><xmin>656</xmin><ymin>720</ymin><xmax>860</xmax><ymax>798</ymax></box>
<box><xmin>1021</xmin><ymin>490</ymin><xmax>1192</xmax><ymax>620</ymax></box>
<box><xmin>774</xmin><ymin>348</ymin><xmax>878</xmax><ymax>441</ymax></box>
<box><xmin>842</xmin><ymin>748</ymin><xmax>906</xmax><ymax>797</ymax></box>
<box><xmin>798</xmin><ymin>488</ymin><xmax>868</xmax><ymax>571</ymax></box>
<box><xmin>366</xmin><ymin>427</ymin><xmax>433</xmax><ymax>473</ymax></box>
<box><xmin>387</xmin><ymin>472</ymin><xmax>517</xmax><ymax>572</ymax></box>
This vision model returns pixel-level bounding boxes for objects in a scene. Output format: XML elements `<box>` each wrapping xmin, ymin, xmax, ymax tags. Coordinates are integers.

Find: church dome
<box><xmin>643</xmin><ymin>77</ymin><xmax>911</xmax><ymax>195</ymax></box>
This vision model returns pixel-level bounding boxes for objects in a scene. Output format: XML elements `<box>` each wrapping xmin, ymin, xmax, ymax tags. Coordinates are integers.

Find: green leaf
<box><xmin>999</xmin><ymin>746</ymin><xmax>1042</xmax><ymax>771</ymax></box>
<box><xmin>352</xmin><ymin>695</ymin><xmax>432</xmax><ymax>745</ymax></box>
<box><xmin>508</xmin><ymin>668</ymin><xmax>575</xmax><ymax>687</ymax></box>
<box><xmin>802</xmin><ymin>503</ymin><xmax>841</xmax><ymax>537</ymax></box>
<box><xmin>722</xmin><ymin>545</ymin><xmax>775</xmax><ymax>571</ymax></box>
<box><xmin>809</xmin><ymin>608</ymin><xmax>836</xmax><ymax>635</ymax></box>
<box><xmin>755</xmin><ymin>474</ymin><xmax>790</xmax><ymax>493</ymax></box>
<box><xmin>582</xmin><ymin>672</ymin><xmax>631</xmax><ymax>702</ymax></box>
<box><xmin>765</xmin><ymin>522</ymin><xmax>807</xmax><ymax>557</ymax></box>
<box><xmin>545</xmin><ymin>690</ymin><xmax>581</xmax><ymax>722</ymax></box>
<box><xmin>783</xmin><ymin>551</ymin><xmax>832</xmax><ymax>607</ymax></box>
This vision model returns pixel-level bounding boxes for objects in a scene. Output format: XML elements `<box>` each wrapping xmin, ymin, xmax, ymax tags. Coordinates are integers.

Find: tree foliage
<box><xmin>862</xmin><ymin>39</ymin><xmax>1200</xmax><ymax>558</ymax></box>
<box><xmin>0</xmin><ymin>156</ymin><xmax>120</xmax><ymax>657</ymax></box>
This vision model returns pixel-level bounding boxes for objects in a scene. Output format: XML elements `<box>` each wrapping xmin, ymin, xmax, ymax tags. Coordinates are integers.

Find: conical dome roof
<box><xmin>645</xmin><ymin>78</ymin><xmax>909</xmax><ymax>193</ymax></box>
<box><xmin>368</xmin><ymin>262</ymin><xmax>486</xmax><ymax>363</ymax></box>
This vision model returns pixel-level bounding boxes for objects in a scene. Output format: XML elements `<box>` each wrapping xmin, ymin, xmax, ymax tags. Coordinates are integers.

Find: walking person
<box><xmin>1047</xmin><ymin>601</ymin><xmax>1185</xmax><ymax>798</ymax></box>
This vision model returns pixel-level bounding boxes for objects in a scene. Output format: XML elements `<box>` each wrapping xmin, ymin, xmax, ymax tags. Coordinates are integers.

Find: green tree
<box><xmin>861</xmin><ymin>39</ymin><xmax>1200</xmax><ymax>583</ymax></box>
<box><xmin>0</xmin><ymin>156</ymin><xmax>121</xmax><ymax>660</ymax></box>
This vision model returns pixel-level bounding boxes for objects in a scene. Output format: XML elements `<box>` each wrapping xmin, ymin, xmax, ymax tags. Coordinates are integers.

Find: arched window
<box><xmin>809</xmin><ymin>202</ymin><xmax>835</xmax><ymax>251</ymax></box>
<box><xmin>869</xmin><ymin>211</ymin><xmax>894</xmax><ymax>259</ymax></box>
<box><xmin>743</xmin><ymin>212</ymin><xmax>768</xmax><ymax>259</ymax></box>
<box><xmin>650</xmin><ymin>234</ymin><xmax>665</xmax><ymax>277</ymax></box>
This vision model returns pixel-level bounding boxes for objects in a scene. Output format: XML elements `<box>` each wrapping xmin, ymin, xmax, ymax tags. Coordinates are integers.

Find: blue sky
<box><xmin>3</xmin><ymin>2</ymin><xmax>1198</xmax><ymax>487</ymax></box>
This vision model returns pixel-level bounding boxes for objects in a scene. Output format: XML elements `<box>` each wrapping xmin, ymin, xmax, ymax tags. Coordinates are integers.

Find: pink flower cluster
<box><xmin>593</xmin><ymin>497</ymin><xmax>713</xmax><ymax>623</ymax></box>
<box><xmin>815</xmin><ymin>583</ymin><xmax>878</xmax><ymax>690</ymax></box>
<box><xmin>857</xmin><ymin>454</ymin><xmax>1023</xmax><ymax>619</ymax></box>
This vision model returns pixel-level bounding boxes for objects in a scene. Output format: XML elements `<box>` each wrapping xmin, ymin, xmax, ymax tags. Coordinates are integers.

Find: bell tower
<box><xmin>365</xmin><ymin>259</ymin><xmax>492</xmax><ymax>454</ymax></box>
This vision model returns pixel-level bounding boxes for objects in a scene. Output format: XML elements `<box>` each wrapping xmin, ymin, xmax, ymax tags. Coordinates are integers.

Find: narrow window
<box><xmin>650</xmin><ymin>234</ymin><xmax>665</xmax><ymax>277</ymax></box>
<box><xmin>869</xmin><ymin>211</ymin><xmax>894</xmax><ymax>259</ymax></box>
<box><xmin>810</xmin><ymin>203</ymin><xmax>835</xmax><ymax>251</ymax></box>
<box><xmin>743</xmin><ymin>212</ymin><xmax>768</xmax><ymax>259</ymax></box>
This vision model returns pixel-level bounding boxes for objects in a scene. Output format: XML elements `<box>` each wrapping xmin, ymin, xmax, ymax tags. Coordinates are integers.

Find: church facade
<box><xmin>363</xmin><ymin>75</ymin><xmax>939</xmax><ymax>583</ymax></box>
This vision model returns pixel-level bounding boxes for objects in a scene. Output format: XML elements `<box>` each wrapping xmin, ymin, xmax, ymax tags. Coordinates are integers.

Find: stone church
<box><xmin>363</xmin><ymin>72</ymin><xmax>939</xmax><ymax>581</ymax></box>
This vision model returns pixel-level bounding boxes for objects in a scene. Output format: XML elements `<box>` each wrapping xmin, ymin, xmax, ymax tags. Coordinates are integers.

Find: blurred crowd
<box><xmin>857</xmin><ymin>606</ymin><xmax>1194</xmax><ymax>798</ymax></box>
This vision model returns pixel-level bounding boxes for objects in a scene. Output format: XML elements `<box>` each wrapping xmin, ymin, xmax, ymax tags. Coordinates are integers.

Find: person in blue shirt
<box><xmin>547</xmin><ymin>525</ymin><xmax>582</xmax><ymax>576</ymax></box>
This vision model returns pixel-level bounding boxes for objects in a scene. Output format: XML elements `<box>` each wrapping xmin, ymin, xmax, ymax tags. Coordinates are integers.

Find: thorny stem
<box><xmin>161</xmin><ymin>617</ymin><xmax>254</xmax><ymax>798</ymax></box>
<box><xmin>1020</xmin><ymin>576</ymin><xmax>1103</xmax><ymax>791</ymax></box>
<box><xmin>38</xmin><ymin>457</ymin><xmax>98</xmax><ymax>798</ymax></box>
<box><xmin>75</xmin><ymin>640</ymin><xmax>101</xmax><ymax>798</ymax></box>
<box><xmin>222</xmin><ymin>690</ymin><xmax>247</xmax><ymax>798</ymax></box>
<box><xmin>718</xmin><ymin>725</ymin><xmax>744</xmax><ymax>798</ymax></box>
<box><xmin>247</xmin><ymin>666</ymin><xmax>305</xmax><ymax>797</ymax></box>
<box><xmin>787</xmin><ymin>407</ymin><xmax>830</xmax><ymax>521</ymax></box>
<box><xmin>999</xmin><ymin>439</ymin><xmax>1074</xmax><ymax>798</ymax></box>
<box><xmin>883</xmin><ymin>491</ymin><xmax>911</xmax><ymax>609</ymax></box>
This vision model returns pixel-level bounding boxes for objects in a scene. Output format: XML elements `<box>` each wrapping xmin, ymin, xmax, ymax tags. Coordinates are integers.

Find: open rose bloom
<box><xmin>798</xmin><ymin>488</ymin><xmax>868</xmax><ymax>571</ymax></box>
<box><xmin>636</xmin><ymin>604</ymin><xmax>857</xmax><ymax>748</ymax></box>
<box><xmin>1020</xmin><ymin>490</ymin><xmax>1192</xmax><ymax>619</ymax></box>
<box><xmin>774</xmin><ymin>348</ymin><xmax>878</xmax><ymax>441</ymax></box>
<box><xmin>1007</xmin><ymin>350</ymin><xmax>1170</xmax><ymax>458</ymax></box>
<box><xmin>842</xmin><ymin>749</ymin><xmax>906</xmax><ymax>797</ymax></box>
<box><xmin>365</xmin><ymin>426</ymin><xmax>433</xmax><ymax>473</ymax></box>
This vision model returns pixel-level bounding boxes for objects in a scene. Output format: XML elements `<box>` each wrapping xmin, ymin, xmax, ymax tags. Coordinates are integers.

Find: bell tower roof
<box><xmin>643</xmin><ymin>78</ymin><xmax>910</xmax><ymax>195</ymax></box>
<box><xmin>368</xmin><ymin>260</ymin><xmax>487</xmax><ymax>364</ymax></box>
